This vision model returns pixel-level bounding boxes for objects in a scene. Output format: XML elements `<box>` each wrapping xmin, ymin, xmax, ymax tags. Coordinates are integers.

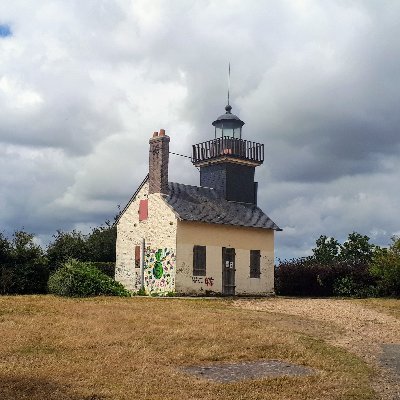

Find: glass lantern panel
<box><xmin>222</xmin><ymin>128</ymin><xmax>234</xmax><ymax>137</ymax></box>
<box><xmin>215</xmin><ymin>127</ymin><xmax>223</xmax><ymax>138</ymax></box>
<box><xmin>234</xmin><ymin>127</ymin><xmax>242</xmax><ymax>139</ymax></box>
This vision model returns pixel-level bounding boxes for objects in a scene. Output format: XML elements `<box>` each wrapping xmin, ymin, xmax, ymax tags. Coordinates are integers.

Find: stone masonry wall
<box><xmin>115</xmin><ymin>180</ymin><xmax>178</xmax><ymax>294</ymax></box>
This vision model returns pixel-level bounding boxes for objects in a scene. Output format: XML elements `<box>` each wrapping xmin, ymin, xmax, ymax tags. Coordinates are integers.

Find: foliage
<box><xmin>0</xmin><ymin>233</ymin><xmax>11</xmax><ymax>264</ymax></box>
<box><xmin>332</xmin><ymin>276</ymin><xmax>377</xmax><ymax>298</ymax></box>
<box><xmin>135</xmin><ymin>287</ymin><xmax>146</xmax><ymax>296</ymax></box>
<box><xmin>0</xmin><ymin>231</ymin><xmax>48</xmax><ymax>294</ymax></box>
<box><xmin>339</xmin><ymin>232</ymin><xmax>376</xmax><ymax>264</ymax></box>
<box><xmin>91</xmin><ymin>262</ymin><xmax>115</xmax><ymax>278</ymax></box>
<box><xmin>48</xmin><ymin>259</ymin><xmax>129</xmax><ymax>297</ymax></box>
<box><xmin>1</xmin><ymin>213</ymin><xmax>118</xmax><ymax>295</ymax></box>
<box><xmin>47</xmin><ymin>223</ymin><xmax>116</xmax><ymax>271</ymax></box>
<box><xmin>312</xmin><ymin>232</ymin><xmax>376</xmax><ymax>265</ymax></box>
<box><xmin>370</xmin><ymin>236</ymin><xmax>400</xmax><ymax>297</ymax></box>
<box><xmin>47</xmin><ymin>230</ymin><xmax>89</xmax><ymax>270</ymax></box>
<box><xmin>275</xmin><ymin>257</ymin><xmax>374</xmax><ymax>297</ymax></box>
<box><xmin>312</xmin><ymin>235</ymin><xmax>340</xmax><ymax>264</ymax></box>
<box><xmin>276</xmin><ymin>231</ymin><xmax>378</xmax><ymax>297</ymax></box>
<box><xmin>86</xmin><ymin>223</ymin><xmax>116</xmax><ymax>262</ymax></box>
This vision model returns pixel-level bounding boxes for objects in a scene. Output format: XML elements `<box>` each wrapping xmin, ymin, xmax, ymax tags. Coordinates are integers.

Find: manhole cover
<box><xmin>181</xmin><ymin>360</ymin><xmax>316</xmax><ymax>382</ymax></box>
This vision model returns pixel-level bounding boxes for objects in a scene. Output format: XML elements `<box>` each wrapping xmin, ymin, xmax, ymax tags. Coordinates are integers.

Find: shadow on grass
<box><xmin>0</xmin><ymin>375</ymin><xmax>107</xmax><ymax>400</ymax></box>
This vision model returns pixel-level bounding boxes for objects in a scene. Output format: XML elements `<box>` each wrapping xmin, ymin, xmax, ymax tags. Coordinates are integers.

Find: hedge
<box><xmin>275</xmin><ymin>258</ymin><xmax>376</xmax><ymax>297</ymax></box>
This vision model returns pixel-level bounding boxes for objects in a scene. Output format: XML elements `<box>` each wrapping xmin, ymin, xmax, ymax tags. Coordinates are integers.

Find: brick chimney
<box><xmin>149</xmin><ymin>129</ymin><xmax>170</xmax><ymax>194</ymax></box>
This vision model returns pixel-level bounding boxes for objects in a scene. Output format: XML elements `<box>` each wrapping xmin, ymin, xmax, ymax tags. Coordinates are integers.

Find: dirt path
<box><xmin>234</xmin><ymin>298</ymin><xmax>400</xmax><ymax>400</ymax></box>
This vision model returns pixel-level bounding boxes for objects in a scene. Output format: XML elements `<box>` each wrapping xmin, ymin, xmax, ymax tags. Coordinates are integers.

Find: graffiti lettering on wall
<box><xmin>205</xmin><ymin>277</ymin><xmax>214</xmax><ymax>287</ymax></box>
<box><xmin>191</xmin><ymin>276</ymin><xmax>214</xmax><ymax>287</ymax></box>
<box><xmin>144</xmin><ymin>248</ymin><xmax>176</xmax><ymax>294</ymax></box>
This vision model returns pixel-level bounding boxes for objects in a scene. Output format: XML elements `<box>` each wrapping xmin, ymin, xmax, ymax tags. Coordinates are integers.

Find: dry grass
<box><xmin>355</xmin><ymin>298</ymin><xmax>400</xmax><ymax>319</ymax></box>
<box><xmin>0</xmin><ymin>296</ymin><xmax>377</xmax><ymax>400</ymax></box>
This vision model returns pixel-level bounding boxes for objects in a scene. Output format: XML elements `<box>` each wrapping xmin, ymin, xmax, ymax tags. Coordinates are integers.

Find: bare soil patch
<box><xmin>234</xmin><ymin>297</ymin><xmax>400</xmax><ymax>400</ymax></box>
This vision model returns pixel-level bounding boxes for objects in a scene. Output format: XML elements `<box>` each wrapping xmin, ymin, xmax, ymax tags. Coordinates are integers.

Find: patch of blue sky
<box><xmin>0</xmin><ymin>24</ymin><xmax>12</xmax><ymax>38</ymax></box>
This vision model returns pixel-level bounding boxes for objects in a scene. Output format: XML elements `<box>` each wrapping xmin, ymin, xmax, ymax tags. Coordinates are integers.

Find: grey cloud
<box><xmin>0</xmin><ymin>0</ymin><xmax>399</xmax><ymax>260</ymax></box>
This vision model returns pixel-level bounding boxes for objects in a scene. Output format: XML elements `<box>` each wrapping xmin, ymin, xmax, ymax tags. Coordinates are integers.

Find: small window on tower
<box><xmin>135</xmin><ymin>245</ymin><xmax>141</xmax><ymax>268</ymax></box>
<box><xmin>250</xmin><ymin>250</ymin><xmax>261</xmax><ymax>278</ymax></box>
<box><xmin>193</xmin><ymin>245</ymin><xmax>206</xmax><ymax>276</ymax></box>
<box><xmin>139</xmin><ymin>199</ymin><xmax>148</xmax><ymax>221</ymax></box>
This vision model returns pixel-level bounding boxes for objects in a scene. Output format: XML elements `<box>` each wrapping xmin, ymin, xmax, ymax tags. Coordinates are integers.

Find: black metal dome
<box><xmin>212</xmin><ymin>104</ymin><xmax>245</xmax><ymax>128</ymax></box>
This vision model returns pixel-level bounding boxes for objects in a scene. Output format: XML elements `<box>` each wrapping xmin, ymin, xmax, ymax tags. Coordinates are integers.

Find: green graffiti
<box><xmin>153</xmin><ymin>262</ymin><xmax>163</xmax><ymax>279</ymax></box>
<box><xmin>152</xmin><ymin>249</ymin><xmax>164</xmax><ymax>279</ymax></box>
<box><xmin>155</xmin><ymin>249</ymin><xmax>163</xmax><ymax>262</ymax></box>
<box><xmin>143</xmin><ymin>247</ymin><xmax>176</xmax><ymax>293</ymax></box>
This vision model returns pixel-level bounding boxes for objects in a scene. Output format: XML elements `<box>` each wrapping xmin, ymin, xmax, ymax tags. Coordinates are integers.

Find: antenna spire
<box><xmin>227</xmin><ymin>62</ymin><xmax>231</xmax><ymax>106</ymax></box>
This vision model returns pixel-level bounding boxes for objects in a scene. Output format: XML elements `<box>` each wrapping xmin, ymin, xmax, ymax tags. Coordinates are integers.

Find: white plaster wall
<box><xmin>175</xmin><ymin>244</ymin><xmax>222</xmax><ymax>294</ymax></box>
<box><xmin>175</xmin><ymin>221</ymin><xmax>275</xmax><ymax>295</ymax></box>
<box><xmin>234</xmin><ymin>249</ymin><xmax>275</xmax><ymax>295</ymax></box>
<box><xmin>115</xmin><ymin>180</ymin><xmax>178</xmax><ymax>293</ymax></box>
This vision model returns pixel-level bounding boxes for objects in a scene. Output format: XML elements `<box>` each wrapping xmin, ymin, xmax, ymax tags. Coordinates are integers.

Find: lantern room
<box><xmin>212</xmin><ymin>104</ymin><xmax>244</xmax><ymax>139</ymax></box>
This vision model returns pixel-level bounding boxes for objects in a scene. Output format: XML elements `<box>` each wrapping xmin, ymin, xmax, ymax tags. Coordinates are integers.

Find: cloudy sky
<box><xmin>1</xmin><ymin>0</ymin><xmax>399</xmax><ymax>259</ymax></box>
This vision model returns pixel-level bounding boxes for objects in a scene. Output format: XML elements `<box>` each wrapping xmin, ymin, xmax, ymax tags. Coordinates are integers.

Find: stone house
<box><xmin>115</xmin><ymin>104</ymin><xmax>281</xmax><ymax>295</ymax></box>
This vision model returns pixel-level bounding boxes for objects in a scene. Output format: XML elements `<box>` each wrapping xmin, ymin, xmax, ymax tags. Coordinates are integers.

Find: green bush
<box><xmin>332</xmin><ymin>276</ymin><xmax>377</xmax><ymax>298</ymax></box>
<box><xmin>48</xmin><ymin>259</ymin><xmax>130</xmax><ymax>297</ymax></box>
<box><xmin>370</xmin><ymin>237</ymin><xmax>400</xmax><ymax>297</ymax></box>
<box><xmin>91</xmin><ymin>262</ymin><xmax>115</xmax><ymax>278</ymax></box>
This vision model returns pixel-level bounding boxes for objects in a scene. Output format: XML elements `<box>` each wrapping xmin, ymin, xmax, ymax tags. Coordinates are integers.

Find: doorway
<box><xmin>222</xmin><ymin>247</ymin><xmax>235</xmax><ymax>295</ymax></box>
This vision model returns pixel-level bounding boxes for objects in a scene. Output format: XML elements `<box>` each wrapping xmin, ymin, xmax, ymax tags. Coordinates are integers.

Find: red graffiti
<box><xmin>205</xmin><ymin>277</ymin><xmax>214</xmax><ymax>287</ymax></box>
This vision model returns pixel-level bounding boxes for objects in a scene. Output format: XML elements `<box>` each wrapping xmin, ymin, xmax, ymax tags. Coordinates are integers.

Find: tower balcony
<box><xmin>192</xmin><ymin>136</ymin><xmax>264</xmax><ymax>167</ymax></box>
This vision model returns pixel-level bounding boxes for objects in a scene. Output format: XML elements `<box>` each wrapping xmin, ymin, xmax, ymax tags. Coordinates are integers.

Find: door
<box><xmin>222</xmin><ymin>247</ymin><xmax>236</xmax><ymax>295</ymax></box>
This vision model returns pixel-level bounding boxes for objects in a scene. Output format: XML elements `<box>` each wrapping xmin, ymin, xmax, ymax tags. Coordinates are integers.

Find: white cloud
<box><xmin>0</xmin><ymin>77</ymin><xmax>43</xmax><ymax>108</ymax></box>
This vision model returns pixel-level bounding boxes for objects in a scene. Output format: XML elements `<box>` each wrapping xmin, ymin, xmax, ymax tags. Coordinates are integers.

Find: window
<box><xmin>193</xmin><ymin>245</ymin><xmax>206</xmax><ymax>276</ymax></box>
<box><xmin>139</xmin><ymin>199</ymin><xmax>148</xmax><ymax>221</ymax></box>
<box><xmin>135</xmin><ymin>245</ymin><xmax>141</xmax><ymax>268</ymax></box>
<box><xmin>250</xmin><ymin>250</ymin><xmax>261</xmax><ymax>278</ymax></box>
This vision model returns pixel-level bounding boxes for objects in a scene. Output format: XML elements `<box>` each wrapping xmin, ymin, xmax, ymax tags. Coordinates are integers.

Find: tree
<box><xmin>0</xmin><ymin>233</ymin><xmax>11</xmax><ymax>264</ymax></box>
<box><xmin>311</xmin><ymin>232</ymin><xmax>376</xmax><ymax>265</ymax></box>
<box><xmin>339</xmin><ymin>232</ymin><xmax>376</xmax><ymax>264</ymax></box>
<box><xmin>312</xmin><ymin>235</ymin><xmax>340</xmax><ymax>264</ymax></box>
<box><xmin>370</xmin><ymin>236</ymin><xmax>400</xmax><ymax>297</ymax></box>
<box><xmin>47</xmin><ymin>230</ymin><xmax>89</xmax><ymax>270</ymax></box>
<box><xmin>86</xmin><ymin>222</ymin><xmax>116</xmax><ymax>262</ymax></box>
<box><xmin>1</xmin><ymin>231</ymin><xmax>48</xmax><ymax>294</ymax></box>
<box><xmin>47</xmin><ymin>221</ymin><xmax>117</xmax><ymax>271</ymax></box>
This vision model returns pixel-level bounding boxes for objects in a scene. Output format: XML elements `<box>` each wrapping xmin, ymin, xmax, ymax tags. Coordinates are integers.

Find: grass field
<box><xmin>0</xmin><ymin>296</ymin><xmax>397</xmax><ymax>400</ymax></box>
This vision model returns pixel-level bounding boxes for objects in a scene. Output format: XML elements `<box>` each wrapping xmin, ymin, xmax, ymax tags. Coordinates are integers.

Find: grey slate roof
<box><xmin>165</xmin><ymin>182</ymin><xmax>281</xmax><ymax>231</ymax></box>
